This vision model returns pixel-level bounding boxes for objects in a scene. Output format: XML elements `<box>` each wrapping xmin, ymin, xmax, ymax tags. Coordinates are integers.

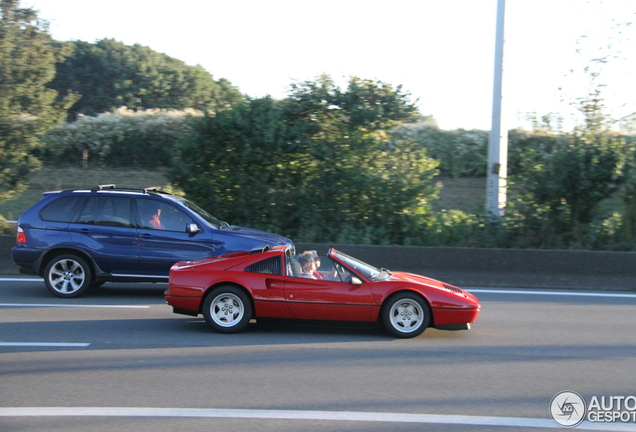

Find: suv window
<box><xmin>40</xmin><ymin>196</ymin><xmax>85</xmax><ymax>222</ymax></box>
<box><xmin>137</xmin><ymin>199</ymin><xmax>195</xmax><ymax>232</ymax></box>
<box><xmin>182</xmin><ymin>200</ymin><xmax>221</xmax><ymax>228</ymax></box>
<box><xmin>77</xmin><ymin>196</ymin><xmax>134</xmax><ymax>228</ymax></box>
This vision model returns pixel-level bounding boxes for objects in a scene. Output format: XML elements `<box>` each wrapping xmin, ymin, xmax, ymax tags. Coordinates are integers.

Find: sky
<box><xmin>21</xmin><ymin>0</ymin><xmax>636</xmax><ymax>131</ymax></box>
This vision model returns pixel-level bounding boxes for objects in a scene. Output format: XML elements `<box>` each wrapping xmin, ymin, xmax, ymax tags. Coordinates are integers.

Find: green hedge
<box><xmin>42</xmin><ymin>107</ymin><xmax>202</xmax><ymax>169</ymax></box>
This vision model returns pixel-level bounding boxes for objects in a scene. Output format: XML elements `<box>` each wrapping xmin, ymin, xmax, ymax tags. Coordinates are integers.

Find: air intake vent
<box><xmin>444</xmin><ymin>283</ymin><xmax>463</xmax><ymax>294</ymax></box>
<box><xmin>245</xmin><ymin>256</ymin><xmax>281</xmax><ymax>275</ymax></box>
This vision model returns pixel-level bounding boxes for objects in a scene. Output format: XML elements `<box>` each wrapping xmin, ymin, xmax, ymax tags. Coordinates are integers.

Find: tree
<box><xmin>0</xmin><ymin>0</ymin><xmax>75</xmax><ymax>203</ymax></box>
<box><xmin>48</xmin><ymin>39</ymin><xmax>243</xmax><ymax>120</ymax></box>
<box><xmin>170</xmin><ymin>97</ymin><xmax>299</xmax><ymax>232</ymax></box>
<box><xmin>391</xmin><ymin>126</ymin><xmax>489</xmax><ymax>178</ymax></box>
<box><xmin>506</xmin><ymin>129</ymin><xmax>629</xmax><ymax>248</ymax></box>
<box><xmin>170</xmin><ymin>75</ymin><xmax>440</xmax><ymax>244</ymax></box>
<box><xmin>500</xmin><ymin>10</ymin><xmax>636</xmax><ymax>250</ymax></box>
<box><xmin>282</xmin><ymin>75</ymin><xmax>436</xmax><ymax>243</ymax></box>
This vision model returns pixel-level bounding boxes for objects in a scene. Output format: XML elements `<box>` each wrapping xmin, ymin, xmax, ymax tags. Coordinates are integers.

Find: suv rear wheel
<box><xmin>44</xmin><ymin>254</ymin><xmax>93</xmax><ymax>298</ymax></box>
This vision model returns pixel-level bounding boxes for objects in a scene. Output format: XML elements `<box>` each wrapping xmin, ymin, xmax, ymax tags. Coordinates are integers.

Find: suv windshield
<box><xmin>330</xmin><ymin>250</ymin><xmax>391</xmax><ymax>281</ymax></box>
<box><xmin>181</xmin><ymin>200</ymin><xmax>222</xmax><ymax>228</ymax></box>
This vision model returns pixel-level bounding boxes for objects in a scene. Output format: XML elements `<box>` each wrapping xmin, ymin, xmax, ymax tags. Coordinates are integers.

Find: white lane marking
<box><xmin>0</xmin><ymin>304</ymin><xmax>149</xmax><ymax>308</ymax></box>
<box><xmin>0</xmin><ymin>278</ymin><xmax>42</xmax><ymax>282</ymax></box>
<box><xmin>467</xmin><ymin>289</ymin><xmax>636</xmax><ymax>299</ymax></box>
<box><xmin>0</xmin><ymin>342</ymin><xmax>90</xmax><ymax>347</ymax></box>
<box><xmin>0</xmin><ymin>407</ymin><xmax>634</xmax><ymax>430</ymax></box>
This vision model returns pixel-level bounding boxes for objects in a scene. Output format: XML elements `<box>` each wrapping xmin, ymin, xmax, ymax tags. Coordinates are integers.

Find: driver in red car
<box><xmin>297</xmin><ymin>253</ymin><xmax>317</xmax><ymax>279</ymax></box>
<box><xmin>299</xmin><ymin>250</ymin><xmax>342</xmax><ymax>281</ymax></box>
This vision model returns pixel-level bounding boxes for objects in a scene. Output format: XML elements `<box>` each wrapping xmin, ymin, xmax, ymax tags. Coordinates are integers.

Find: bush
<box><xmin>41</xmin><ymin>107</ymin><xmax>203</xmax><ymax>169</ymax></box>
<box><xmin>391</xmin><ymin>126</ymin><xmax>488</xmax><ymax>177</ymax></box>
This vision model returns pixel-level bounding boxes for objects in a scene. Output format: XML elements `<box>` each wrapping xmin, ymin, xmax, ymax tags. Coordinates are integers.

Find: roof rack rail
<box><xmin>143</xmin><ymin>187</ymin><xmax>173</xmax><ymax>195</ymax></box>
<box><xmin>97</xmin><ymin>184</ymin><xmax>116</xmax><ymax>190</ymax></box>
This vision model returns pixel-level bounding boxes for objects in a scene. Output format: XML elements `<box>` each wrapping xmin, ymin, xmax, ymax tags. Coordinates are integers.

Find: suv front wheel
<box><xmin>44</xmin><ymin>254</ymin><xmax>93</xmax><ymax>298</ymax></box>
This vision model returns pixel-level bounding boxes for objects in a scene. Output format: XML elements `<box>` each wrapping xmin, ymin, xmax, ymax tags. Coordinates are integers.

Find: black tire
<box><xmin>202</xmin><ymin>286</ymin><xmax>253</xmax><ymax>334</ymax></box>
<box><xmin>43</xmin><ymin>254</ymin><xmax>93</xmax><ymax>298</ymax></box>
<box><xmin>381</xmin><ymin>292</ymin><xmax>430</xmax><ymax>338</ymax></box>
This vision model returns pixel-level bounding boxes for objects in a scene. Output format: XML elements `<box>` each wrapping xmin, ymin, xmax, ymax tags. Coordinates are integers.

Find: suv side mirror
<box><xmin>186</xmin><ymin>223</ymin><xmax>200</xmax><ymax>234</ymax></box>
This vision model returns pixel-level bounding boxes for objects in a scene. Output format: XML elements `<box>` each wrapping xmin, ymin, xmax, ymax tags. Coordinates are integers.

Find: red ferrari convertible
<box><xmin>165</xmin><ymin>245</ymin><xmax>480</xmax><ymax>338</ymax></box>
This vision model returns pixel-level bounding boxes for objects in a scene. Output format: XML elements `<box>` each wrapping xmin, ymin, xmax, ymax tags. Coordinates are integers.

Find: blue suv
<box><xmin>12</xmin><ymin>185</ymin><xmax>294</xmax><ymax>297</ymax></box>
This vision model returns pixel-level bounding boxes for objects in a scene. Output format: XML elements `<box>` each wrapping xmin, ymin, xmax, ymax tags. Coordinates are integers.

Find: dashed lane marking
<box><xmin>0</xmin><ymin>303</ymin><xmax>149</xmax><ymax>308</ymax></box>
<box><xmin>0</xmin><ymin>342</ymin><xmax>90</xmax><ymax>347</ymax></box>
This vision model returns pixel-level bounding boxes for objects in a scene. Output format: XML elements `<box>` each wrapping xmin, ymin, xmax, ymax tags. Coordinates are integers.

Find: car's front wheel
<box><xmin>43</xmin><ymin>254</ymin><xmax>93</xmax><ymax>298</ymax></box>
<box><xmin>382</xmin><ymin>292</ymin><xmax>430</xmax><ymax>338</ymax></box>
<box><xmin>202</xmin><ymin>286</ymin><xmax>253</xmax><ymax>334</ymax></box>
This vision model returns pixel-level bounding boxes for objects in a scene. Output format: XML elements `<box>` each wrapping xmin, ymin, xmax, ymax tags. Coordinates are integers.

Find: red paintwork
<box><xmin>164</xmin><ymin>246</ymin><xmax>481</xmax><ymax>329</ymax></box>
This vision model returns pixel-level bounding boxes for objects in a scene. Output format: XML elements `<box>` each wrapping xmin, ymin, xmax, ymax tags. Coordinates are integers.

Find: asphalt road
<box><xmin>1</xmin><ymin>277</ymin><xmax>636</xmax><ymax>432</ymax></box>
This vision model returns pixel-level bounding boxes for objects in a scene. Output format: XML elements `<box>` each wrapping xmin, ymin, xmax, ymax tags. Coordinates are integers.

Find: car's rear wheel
<box><xmin>382</xmin><ymin>292</ymin><xmax>430</xmax><ymax>338</ymax></box>
<box><xmin>43</xmin><ymin>254</ymin><xmax>93</xmax><ymax>298</ymax></box>
<box><xmin>202</xmin><ymin>286</ymin><xmax>252</xmax><ymax>333</ymax></box>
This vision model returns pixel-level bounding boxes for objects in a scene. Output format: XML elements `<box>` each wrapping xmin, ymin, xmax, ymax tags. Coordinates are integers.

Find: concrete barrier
<box><xmin>296</xmin><ymin>243</ymin><xmax>636</xmax><ymax>291</ymax></box>
<box><xmin>2</xmin><ymin>235</ymin><xmax>635</xmax><ymax>290</ymax></box>
<box><xmin>1</xmin><ymin>235</ymin><xmax>18</xmax><ymax>275</ymax></box>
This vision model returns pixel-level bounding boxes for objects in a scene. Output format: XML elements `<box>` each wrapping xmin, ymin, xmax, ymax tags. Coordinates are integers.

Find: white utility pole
<box><xmin>486</xmin><ymin>0</ymin><xmax>508</xmax><ymax>220</ymax></box>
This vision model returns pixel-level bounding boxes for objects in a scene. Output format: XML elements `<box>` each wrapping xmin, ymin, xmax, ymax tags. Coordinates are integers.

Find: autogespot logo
<box><xmin>550</xmin><ymin>391</ymin><xmax>636</xmax><ymax>427</ymax></box>
<box><xmin>550</xmin><ymin>391</ymin><xmax>586</xmax><ymax>427</ymax></box>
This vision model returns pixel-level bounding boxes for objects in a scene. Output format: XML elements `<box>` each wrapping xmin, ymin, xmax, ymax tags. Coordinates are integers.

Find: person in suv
<box><xmin>12</xmin><ymin>185</ymin><xmax>294</xmax><ymax>298</ymax></box>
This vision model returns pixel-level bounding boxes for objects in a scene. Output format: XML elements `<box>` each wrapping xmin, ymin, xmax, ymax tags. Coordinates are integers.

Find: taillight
<box><xmin>16</xmin><ymin>226</ymin><xmax>27</xmax><ymax>244</ymax></box>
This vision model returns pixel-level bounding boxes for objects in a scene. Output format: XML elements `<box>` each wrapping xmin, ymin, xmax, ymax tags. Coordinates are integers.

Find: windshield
<box><xmin>330</xmin><ymin>250</ymin><xmax>390</xmax><ymax>281</ymax></box>
<box><xmin>181</xmin><ymin>199</ymin><xmax>222</xmax><ymax>228</ymax></box>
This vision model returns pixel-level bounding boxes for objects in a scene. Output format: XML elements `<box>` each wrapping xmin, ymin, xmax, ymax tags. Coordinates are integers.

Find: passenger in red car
<box><xmin>307</xmin><ymin>250</ymin><xmax>324</xmax><ymax>279</ymax></box>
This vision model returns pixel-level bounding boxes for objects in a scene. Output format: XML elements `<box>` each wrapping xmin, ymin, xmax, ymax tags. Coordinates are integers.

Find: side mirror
<box><xmin>350</xmin><ymin>276</ymin><xmax>362</xmax><ymax>286</ymax></box>
<box><xmin>186</xmin><ymin>223</ymin><xmax>200</xmax><ymax>234</ymax></box>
